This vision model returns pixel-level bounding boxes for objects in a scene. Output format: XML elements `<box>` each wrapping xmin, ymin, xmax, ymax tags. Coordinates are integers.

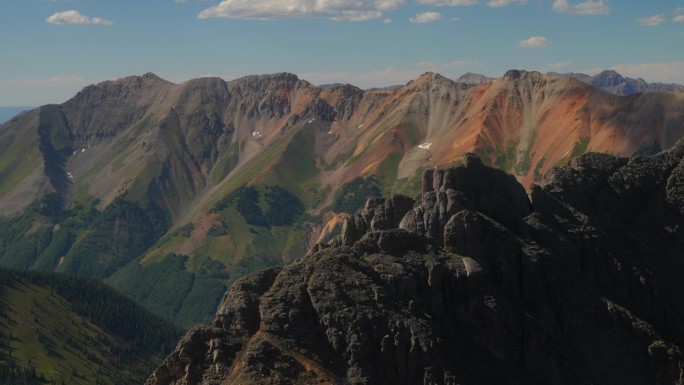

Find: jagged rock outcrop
<box><xmin>148</xmin><ymin>141</ymin><xmax>684</xmax><ymax>385</ymax></box>
<box><xmin>399</xmin><ymin>153</ymin><xmax>531</xmax><ymax>247</ymax></box>
<box><xmin>339</xmin><ymin>195</ymin><xmax>415</xmax><ymax>247</ymax></box>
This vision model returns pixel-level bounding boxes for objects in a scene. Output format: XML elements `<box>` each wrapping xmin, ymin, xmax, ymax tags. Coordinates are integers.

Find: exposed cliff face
<box><xmin>148</xmin><ymin>140</ymin><xmax>684</xmax><ymax>385</ymax></box>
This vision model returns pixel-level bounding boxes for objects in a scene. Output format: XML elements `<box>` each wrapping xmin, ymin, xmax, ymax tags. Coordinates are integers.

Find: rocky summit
<box><xmin>147</xmin><ymin>138</ymin><xmax>684</xmax><ymax>385</ymax></box>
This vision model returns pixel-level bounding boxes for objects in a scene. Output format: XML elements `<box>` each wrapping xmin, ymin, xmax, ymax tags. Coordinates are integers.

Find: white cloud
<box><xmin>383</xmin><ymin>18</ymin><xmax>392</xmax><ymax>23</ymax></box>
<box><xmin>552</xmin><ymin>0</ymin><xmax>610</xmax><ymax>16</ymax></box>
<box><xmin>415</xmin><ymin>0</ymin><xmax>478</xmax><ymax>6</ymax></box>
<box><xmin>410</xmin><ymin>11</ymin><xmax>442</xmax><ymax>23</ymax></box>
<box><xmin>175</xmin><ymin>0</ymin><xmax>187</xmax><ymax>3</ymax></box>
<box><xmin>46</xmin><ymin>10</ymin><xmax>113</xmax><ymax>25</ymax></box>
<box><xmin>673</xmin><ymin>15</ymin><xmax>684</xmax><ymax>24</ymax></box>
<box><xmin>611</xmin><ymin>62</ymin><xmax>684</xmax><ymax>83</ymax></box>
<box><xmin>519</xmin><ymin>36</ymin><xmax>548</xmax><ymax>48</ymax></box>
<box><xmin>450</xmin><ymin>17</ymin><xmax>461</xmax><ymax>22</ymax></box>
<box><xmin>485</xmin><ymin>0</ymin><xmax>526</xmax><ymax>7</ymax></box>
<box><xmin>638</xmin><ymin>15</ymin><xmax>665</xmax><ymax>27</ymax></box>
<box><xmin>198</xmin><ymin>0</ymin><xmax>404</xmax><ymax>21</ymax></box>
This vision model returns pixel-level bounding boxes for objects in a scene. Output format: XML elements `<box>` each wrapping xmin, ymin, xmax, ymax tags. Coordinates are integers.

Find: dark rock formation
<box><xmin>340</xmin><ymin>195</ymin><xmax>415</xmax><ymax>247</ymax></box>
<box><xmin>148</xmin><ymin>141</ymin><xmax>684</xmax><ymax>385</ymax></box>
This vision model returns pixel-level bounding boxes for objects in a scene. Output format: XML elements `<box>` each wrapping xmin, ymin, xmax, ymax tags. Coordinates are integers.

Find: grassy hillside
<box><xmin>107</xmin><ymin>183</ymin><xmax>309</xmax><ymax>327</ymax></box>
<box><xmin>0</xmin><ymin>268</ymin><xmax>182</xmax><ymax>385</ymax></box>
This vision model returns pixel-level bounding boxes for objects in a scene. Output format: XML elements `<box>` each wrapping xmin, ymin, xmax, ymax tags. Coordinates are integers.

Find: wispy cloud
<box><xmin>485</xmin><ymin>0</ymin><xmax>527</xmax><ymax>8</ymax></box>
<box><xmin>198</xmin><ymin>0</ymin><xmax>405</xmax><ymax>21</ymax></box>
<box><xmin>410</xmin><ymin>11</ymin><xmax>442</xmax><ymax>23</ymax></box>
<box><xmin>46</xmin><ymin>10</ymin><xmax>113</xmax><ymax>25</ymax></box>
<box><xmin>638</xmin><ymin>15</ymin><xmax>665</xmax><ymax>27</ymax></box>
<box><xmin>611</xmin><ymin>62</ymin><xmax>684</xmax><ymax>83</ymax></box>
<box><xmin>519</xmin><ymin>36</ymin><xmax>548</xmax><ymax>48</ymax></box>
<box><xmin>383</xmin><ymin>18</ymin><xmax>392</xmax><ymax>23</ymax></box>
<box><xmin>415</xmin><ymin>0</ymin><xmax>478</xmax><ymax>5</ymax></box>
<box><xmin>552</xmin><ymin>0</ymin><xmax>610</xmax><ymax>16</ymax></box>
<box><xmin>415</xmin><ymin>0</ymin><xmax>525</xmax><ymax>6</ymax></box>
<box><xmin>673</xmin><ymin>15</ymin><xmax>684</xmax><ymax>24</ymax></box>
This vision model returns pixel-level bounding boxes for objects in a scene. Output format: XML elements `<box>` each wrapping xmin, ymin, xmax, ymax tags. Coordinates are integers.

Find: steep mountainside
<box><xmin>0</xmin><ymin>70</ymin><xmax>683</xmax><ymax>325</ymax></box>
<box><xmin>0</xmin><ymin>268</ymin><xmax>182</xmax><ymax>385</ymax></box>
<box><xmin>550</xmin><ymin>70</ymin><xmax>684</xmax><ymax>96</ymax></box>
<box><xmin>148</xmin><ymin>140</ymin><xmax>684</xmax><ymax>385</ymax></box>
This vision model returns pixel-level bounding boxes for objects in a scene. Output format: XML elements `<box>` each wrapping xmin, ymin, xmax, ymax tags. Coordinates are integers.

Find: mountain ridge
<box><xmin>548</xmin><ymin>69</ymin><xmax>684</xmax><ymax>96</ymax></box>
<box><xmin>1</xmin><ymin>68</ymin><xmax>684</xmax><ymax>326</ymax></box>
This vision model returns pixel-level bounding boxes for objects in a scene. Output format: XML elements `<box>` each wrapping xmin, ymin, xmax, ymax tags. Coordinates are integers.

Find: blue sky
<box><xmin>1</xmin><ymin>0</ymin><xmax>683</xmax><ymax>106</ymax></box>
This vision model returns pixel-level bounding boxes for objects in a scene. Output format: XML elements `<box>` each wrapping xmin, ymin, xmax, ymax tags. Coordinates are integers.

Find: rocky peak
<box><xmin>333</xmin><ymin>153</ymin><xmax>530</xmax><ymax>254</ymax></box>
<box><xmin>148</xmin><ymin>145</ymin><xmax>684</xmax><ymax>385</ymax></box>
<box><xmin>177</xmin><ymin>77</ymin><xmax>230</xmax><ymax>105</ymax></box>
<box><xmin>502</xmin><ymin>69</ymin><xmax>525</xmax><ymax>80</ymax></box>
<box><xmin>503</xmin><ymin>69</ymin><xmax>551</xmax><ymax>84</ymax></box>
<box><xmin>550</xmin><ymin>69</ymin><xmax>684</xmax><ymax>95</ymax></box>
<box><xmin>229</xmin><ymin>72</ymin><xmax>304</xmax><ymax>90</ymax></box>
<box><xmin>142</xmin><ymin>72</ymin><xmax>166</xmax><ymax>82</ymax></box>
<box><xmin>592</xmin><ymin>70</ymin><xmax>625</xmax><ymax>88</ymax></box>
<box><xmin>411</xmin><ymin>72</ymin><xmax>456</xmax><ymax>86</ymax></box>
<box><xmin>323</xmin><ymin>83</ymin><xmax>364</xmax><ymax>97</ymax></box>
<box><xmin>501</xmin><ymin>70</ymin><xmax>556</xmax><ymax>90</ymax></box>
<box><xmin>455</xmin><ymin>72</ymin><xmax>493</xmax><ymax>85</ymax></box>
<box><xmin>418</xmin><ymin>71</ymin><xmax>442</xmax><ymax>80</ymax></box>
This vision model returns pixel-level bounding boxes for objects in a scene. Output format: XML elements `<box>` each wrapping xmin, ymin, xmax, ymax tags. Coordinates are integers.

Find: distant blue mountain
<box><xmin>0</xmin><ymin>107</ymin><xmax>33</xmax><ymax>124</ymax></box>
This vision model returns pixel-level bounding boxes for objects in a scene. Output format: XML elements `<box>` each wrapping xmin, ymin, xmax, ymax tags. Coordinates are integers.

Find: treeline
<box><xmin>0</xmin><ymin>359</ymin><xmax>45</xmax><ymax>385</ymax></box>
<box><xmin>0</xmin><ymin>268</ymin><xmax>183</xmax><ymax>356</ymax></box>
<box><xmin>212</xmin><ymin>185</ymin><xmax>304</xmax><ymax>227</ymax></box>
<box><xmin>0</xmin><ymin>191</ymin><xmax>170</xmax><ymax>279</ymax></box>
<box><xmin>108</xmin><ymin>254</ymin><xmax>228</xmax><ymax>327</ymax></box>
<box><xmin>60</xmin><ymin>195</ymin><xmax>170</xmax><ymax>277</ymax></box>
<box><xmin>332</xmin><ymin>176</ymin><xmax>381</xmax><ymax>214</ymax></box>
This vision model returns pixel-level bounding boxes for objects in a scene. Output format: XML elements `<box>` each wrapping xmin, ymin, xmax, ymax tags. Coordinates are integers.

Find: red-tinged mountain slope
<box><xmin>0</xmin><ymin>69</ymin><xmax>682</xmax><ymax>326</ymax></box>
<box><xmin>1</xmin><ymin>70</ymin><xmax>682</xmax><ymax>217</ymax></box>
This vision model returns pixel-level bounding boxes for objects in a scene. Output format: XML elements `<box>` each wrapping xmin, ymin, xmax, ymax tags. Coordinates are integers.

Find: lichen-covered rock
<box><xmin>341</xmin><ymin>195</ymin><xmax>415</xmax><ymax>246</ymax></box>
<box><xmin>149</xmin><ymin>143</ymin><xmax>684</xmax><ymax>385</ymax></box>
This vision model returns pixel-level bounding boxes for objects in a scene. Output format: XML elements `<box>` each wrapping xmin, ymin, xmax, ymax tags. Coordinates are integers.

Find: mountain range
<box><xmin>0</xmin><ymin>69</ymin><xmax>683</xmax><ymax>327</ymax></box>
<box><xmin>549</xmin><ymin>69</ymin><xmax>684</xmax><ymax>96</ymax></box>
